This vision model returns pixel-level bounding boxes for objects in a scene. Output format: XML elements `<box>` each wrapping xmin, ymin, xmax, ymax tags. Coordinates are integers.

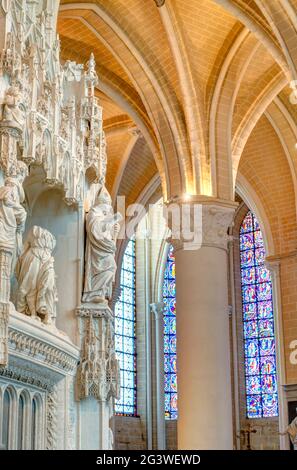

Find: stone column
<box><xmin>170</xmin><ymin>198</ymin><xmax>236</xmax><ymax>450</ymax></box>
<box><xmin>265</xmin><ymin>259</ymin><xmax>287</xmax><ymax>450</ymax></box>
<box><xmin>150</xmin><ymin>302</ymin><xmax>166</xmax><ymax>450</ymax></box>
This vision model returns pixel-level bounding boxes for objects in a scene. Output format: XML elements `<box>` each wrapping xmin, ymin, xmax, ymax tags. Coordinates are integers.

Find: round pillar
<box><xmin>172</xmin><ymin>200</ymin><xmax>236</xmax><ymax>449</ymax></box>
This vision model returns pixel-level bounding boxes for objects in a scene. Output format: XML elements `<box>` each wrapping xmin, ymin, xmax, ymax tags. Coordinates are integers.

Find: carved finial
<box><xmin>86</xmin><ymin>52</ymin><xmax>98</xmax><ymax>87</ymax></box>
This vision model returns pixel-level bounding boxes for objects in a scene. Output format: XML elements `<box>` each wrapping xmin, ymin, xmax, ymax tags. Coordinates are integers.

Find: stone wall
<box><xmin>114</xmin><ymin>416</ymin><xmax>146</xmax><ymax>450</ymax></box>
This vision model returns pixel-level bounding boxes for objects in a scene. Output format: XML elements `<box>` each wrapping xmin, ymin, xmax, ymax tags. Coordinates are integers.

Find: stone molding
<box><xmin>150</xmin><ymin>302</ymin><xmax>164</xmax><ymax>321</ymax></box>
<box><xmin>8</xmin><ymin>329</ymin><xmax>78</xmax><ymax>374</ymax></box>
<box><xmin>0</xmin><ymin>360</ymin><xmax>55</xmax><ymax>391</ymax></box>
<box><xmin>77</xmin><ymin>302</ymin><xmax>114</xmax><ymax>320</ymax></box>
<box><xmin>8</xmin><ymin>307</ymin><xmax>79</xmax><ymax>375</ymax></box>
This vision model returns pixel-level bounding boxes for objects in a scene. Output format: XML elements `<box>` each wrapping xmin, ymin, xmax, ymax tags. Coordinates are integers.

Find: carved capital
<box><xmin>128</xmin><ymin>126</ymin><xmax>142</xmax><ymax>138</ymax></box>
<box><xmin>201</xmin><ymin>204</ymin><xmax>235</xmax><ymax>249</ymax></box>
<box><xmin>150</xmin><ymin>302</ymin><xmax>164</xmax><ymax>321</ymax></box>
<box><xmin>166</xmin><ymin>198</ymin><xmax>236</xmax><ymax>252</ymax></box>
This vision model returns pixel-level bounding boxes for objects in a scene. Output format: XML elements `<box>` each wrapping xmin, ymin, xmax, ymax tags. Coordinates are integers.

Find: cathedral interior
<box><xmin>0</xmin><ymin>0</ymin><xmax>297</xmax><ymax>451</ymax></box>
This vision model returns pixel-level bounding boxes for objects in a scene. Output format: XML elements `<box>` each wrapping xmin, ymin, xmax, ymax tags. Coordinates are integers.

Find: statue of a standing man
<box><xmin>82</xmin><ymin>186</ymin><xmax>121</xmax><ymax>304</ymax></box>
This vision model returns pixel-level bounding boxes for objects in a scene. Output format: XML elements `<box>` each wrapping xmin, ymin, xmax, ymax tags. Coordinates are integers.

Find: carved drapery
<box><xmin>15</xmin><ymin>226</ymin><xmax>58</xmax><ymax>325</ymax></box>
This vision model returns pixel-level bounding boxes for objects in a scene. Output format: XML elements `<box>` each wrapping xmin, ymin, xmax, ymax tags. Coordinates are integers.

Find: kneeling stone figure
<box><xmin>15</xmin><ymin>226</ymin><xmax>58</xmax><ymax>325</ymax></box>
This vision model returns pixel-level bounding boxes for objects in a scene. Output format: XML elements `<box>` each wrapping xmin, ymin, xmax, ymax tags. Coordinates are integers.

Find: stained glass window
<box><xmin>240</xmin><ymin>211</ymin><xmax>278</xmax><ymax>418</ymax></box>
<box><xmin>163</xmin><ymin>245</ymin><xmax>177</xmax><ymax>419</ymax></box>
<box><xmin>114</xmin><ymin>238</ymin><xmax>137</xmax><ymax>415</ymax></box>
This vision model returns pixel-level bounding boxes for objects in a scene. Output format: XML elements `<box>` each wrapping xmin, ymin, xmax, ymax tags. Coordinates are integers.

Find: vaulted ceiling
<box><xmin>57</xmin><ymin>0</ymin><xmax>297</xmax><ymax>216</ymax></box>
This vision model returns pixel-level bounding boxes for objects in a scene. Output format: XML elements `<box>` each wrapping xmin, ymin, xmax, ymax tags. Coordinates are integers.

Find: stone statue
<box><xmin>0</xmin><ymin>162</ymin><xmax>27</xmax><ymax>263</ymax></box>
<box><xmin>15</xmin><ymin>226</ymin><xmax>58</xmax><ymax>325</ymax></box>
<box><xmin>82</xmin><ymin>186</ymin><xmax>122</xmax><ymax>303</ymax></box>
<box><xmin>0</xmin><ymin>161</ymin><xmax>27</xmax><ymax>365</ymax></box>
<box><xmin>0</xmin><ymin>86</ymin><xmax>24</xmax><ymax>129</ymax></box>
<box><xmin>288</xmin><ymin>409</ymin><xmax>297</xmax><ymax>449</ymax></box>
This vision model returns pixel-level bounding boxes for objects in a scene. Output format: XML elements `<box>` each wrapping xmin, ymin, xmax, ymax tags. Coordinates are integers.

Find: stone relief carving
<box><xmin>76</xmin><ymin>315</ymin><xmax>104</xmax><ymax>400</ymax></box>
<box><xmin>76</xmin><ymin>307</ymin><xmax>120</xmax><ymax>402</ymax></box>
<box><xmin>9</xmin><ymin>328</ymin><xmax>78</xmax><ymax>373</ymax></box>
<box><xmin>0</xmin><ymin>0</ymin><xmax>109</xmax><ymax>368</ymax></box>
<box><xmin>15</xmin><ymin>226</ymin><xmax>58</xmax><ymax>325</ymax></box>
<box><xmin>0</xmin><ymin>161</ymin><xmax>27</xmax><ymax>258</ymax></box>
<box><xmin>0</xmin><ymin>363</ymin><xmax>58</xmax><ymax>450</ymax></box>
<box><xmin>167</xmin><ymin>201</ymin><xmax>235</xmax><ymax>252</ymax></box>
<box><xmin>82</xmin><ymin>186</ymin><xmax>122</xmax><ymax>304</ymax></box>
<box><xmin>0</xmin><ymin>0</ymin><xmax>118</xmax><ymax>449</ymax></box>
<box><xmin>46</xmin><ymin>384</ymin><xmax>58</xmax><ymax>450</ymax></box>
<box><xmin>76</xmin><ymin>305</ymin><xmax>120</xmax><ymax>449</ymax></box>
<box><xmin>201</xmin><ymin>205</ymin><xmax>235</xmax><ymax>249</ymax></box>
<box><xmin>0</xmin><ymin>161</ymin><xmax>27</xmax><ymax>365</ymax></box>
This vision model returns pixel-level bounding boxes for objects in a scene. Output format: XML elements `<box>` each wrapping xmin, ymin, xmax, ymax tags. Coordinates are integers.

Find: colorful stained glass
<box><xmin>240</xmin><ymin>211</ymin><xmax>253</xmax><ymax>233</ymax></box>
<box><xmin>244</xmin><ymin>321</ymin><xmax>258</xmax><ymax>338</ymax></box>
<box><xmin>241</xmin><ymin>267</ymin><xmax>256</xmax><ymax>285</ymax></box>
<box><xmin>255</xmin><ymin>266</ymin><xmax>270</xmax><ymax>283</ymax></box>
<box><xmin>164</xmin><ymin>354</ymin><xmax>170</xmax><ymax>372</ymax></box>
<box><xmin>245</xmin><ymin>357</ymin><xmax>260</xmax><ymax>375</ymax></box>
<box><xmin>246</xmin><ymin>395</ymin><xmax>262</xmax><ymax>418</ymax></box>
<box><xmin>115</xmin><ymin>238</ymin><xmax>137</xmax><ymax>416</ymax></box>
<box><xmin>262</xmin><ymin>393</ymin><xmax>278</xmax><ymax>417</ymax></box>
<box><xmin>242</xmin><ymin>285</ymin><xmax>256</xmax><ymax>303</ymax></box>
<box><xmin>240</xmin><ymin>211</ymin><xmax>278</xmax><ymax>418</ymax></box>
<box><xmin>255</xmin><ymin>247</ymin><xmax>265</xmax><ymax>265</ymax></box>
<box><xmin>246</xmin><ymin>376</ymin><xmax>261</xmax><ymax>395</ymax></box>
<box><xmin>240</xmin><ymin>250</ymin><xmax>254</xmax><ymax>268</ymax></box>
<box><xmin>260</xmin><ymin>355</ymin><xmax>276</xmax><ymax>375</ymax></box>
<box><xmin>258</xmin><ymin>301</ymin><xmax>273</xmax><ymax>319</ymax></box>
<box><xmin>243</xmin><ymin>303</ymin><xmax>257</xmax><ymax>321</ymax></box>
<box><xmin>257</xmin><ymin>283</ymin><xmax>272</xmax><ymax>301</ymax></box>
<box><xmin>261</xmin><ymin>375</ymin><xmax>277</xmax><ymax>394</ymax></box>
<box><xmin>258</xmin><ymin>319</ymin><xmax>274</xmax><ymax>337</ymax></box>
<box><xmin>163</xmin><ymin>245</ymin><xmax>177</xmax><ymax>419</ymax></box>
<box><xmin>259</xmin><ymin>337</ymin><xmax>275</xmax><ymax>356</ymax></box>
<box><xmin>240</xmin><ymin>233</ymin><xmax>254</xmax><ymax>251</ymax></box>
<box><xmin>245</xmin><ymin>339</ymin><xmax>259</xmax><ymax>357</ymax></box>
